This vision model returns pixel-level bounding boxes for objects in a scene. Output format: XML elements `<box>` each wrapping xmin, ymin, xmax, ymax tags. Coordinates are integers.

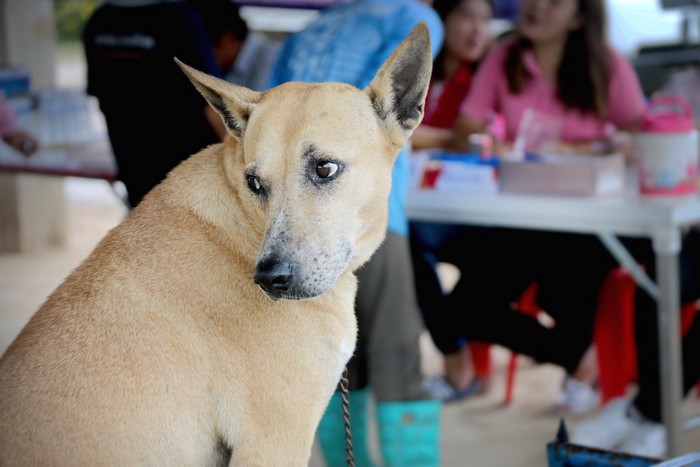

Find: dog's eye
<box><xmin>306</xmin><ymin>157</ymin><xmax>343</xmax><ymax>186</ymax></box>
<box><xmin>247</xmin><ymin>175</ymin><xmax>262</xmax><ymax>194</ymax></box>
<box><xmin>316</xmin><ymin>161</ymin><xmax>338</xmax><ymax>179</ymax></box>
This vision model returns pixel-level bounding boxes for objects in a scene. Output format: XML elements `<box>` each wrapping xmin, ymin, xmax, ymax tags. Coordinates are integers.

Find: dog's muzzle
<box><xmin>253</xmin><ymin>257</ymin><xmax>294</xmax><ymax>301</ymax></box>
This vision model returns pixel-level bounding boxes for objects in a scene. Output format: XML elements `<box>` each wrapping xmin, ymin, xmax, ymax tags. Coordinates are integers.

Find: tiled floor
<box><xmin>1</xmin><ymin>177</ymin><xmax>699</xmax><ymax>466</ymax></box>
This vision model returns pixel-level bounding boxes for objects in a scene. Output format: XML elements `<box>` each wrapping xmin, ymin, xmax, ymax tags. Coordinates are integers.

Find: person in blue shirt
<box><xmin>269</xmin><ymin>2</ymin><xmax>444</xmax><ymax>466</ymax></box>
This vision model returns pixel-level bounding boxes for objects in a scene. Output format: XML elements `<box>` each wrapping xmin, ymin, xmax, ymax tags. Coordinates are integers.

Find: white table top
<box><xmin>408</xmin><ymin>184</ymin><xmax>700</xmax><ymax>298</ymax></box>
<box><xmin>407</xmin><ymin>188</ymin><xmax>700</xmax><ymax>239</ymax></box>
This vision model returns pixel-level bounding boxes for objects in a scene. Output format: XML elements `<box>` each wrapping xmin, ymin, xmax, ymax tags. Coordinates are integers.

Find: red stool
<box><xmin>594</xmin><ymin>268</ymin><xmax>639</xmax><ymax>404</ymax></box>
<box><xmin>469</xmin><ymin>340</ymin><xmax>492</xmax><ymax>381</ymax></box>
<box><xmin>596</xmin><ymin>267</ymin><xmax>700</xmax><ymax>402</ymax></box>
<box><xmin>681</xmin><ymin>302</ymin><xmax>700</xmax><ymax>396</ymax></box>
<box><xmin>681</xmin><ymin>303</ymin><xmax>700</xmax><ymax>397</ymax></box>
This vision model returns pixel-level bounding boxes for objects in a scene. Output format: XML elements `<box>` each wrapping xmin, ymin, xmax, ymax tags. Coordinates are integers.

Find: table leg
<box><xmin>597</xmin><ymin>232</ymin><xmax>658</xmax><ymax>299</ymax></box>
<box><xmin>652</xmin><ymin>227</ymin><xmax>684</xmax><ymax>458</ymax></box>
<box><xmin>0</xmin><ymin>172</ymin><xmax>67</xmax><ymax>252</ymax></box>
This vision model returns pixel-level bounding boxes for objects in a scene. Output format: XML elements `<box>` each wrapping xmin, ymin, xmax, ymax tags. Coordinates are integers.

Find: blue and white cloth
<box><xmin>268</xmin><ymin>0</ymin><xmax>444</xmax><ymax>237</ymax></box>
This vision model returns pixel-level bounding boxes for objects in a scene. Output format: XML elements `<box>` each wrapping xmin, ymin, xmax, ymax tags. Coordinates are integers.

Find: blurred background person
<box><xmin>407</xmin><ymin>0</ymin><xmax>496</xmax><ymax>402</ymax></box>
<box><xmin>451</xmin><ymin>0</ymin><xmax>645</xmax><ymax>155</ymax></box>
<box><xmin>268</xmin><ymin>0</ymin><xmax>444</xmax><ymax>465</ymax></box>
<box><xmin>410</xmin><ymin>0</ymin><xmax>494</xmax><ymax>150</ymax></box>
<box><xmin>424</xmin><ymin>0</ymin><xmax>648</xmax><ymax>416</ymax></box>
<box><xmin>82</xmin><ymin>0</ymin><xmax>225</xmax><ymax>209</ymax></box>
<box><xmin>187</xmin><ymin>0</ymin><xmax>281</xmax><ymax>93</ymax></box>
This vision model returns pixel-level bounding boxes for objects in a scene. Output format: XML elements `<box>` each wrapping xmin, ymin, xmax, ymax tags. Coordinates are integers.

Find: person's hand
<box><xmin>2</xmin><ymin>130</ymin><xmax>39</xmax><ymax>156</ymax></box>
<box><xmin>411</xmin><ymin>125</ymin><xmax>454</xmax><ymax>151</ymax></box>
<box><xmin>491</xmin><ymin>138</ymin><xmax>513</xmax><ymax>158</ymax></box>
<box><xmin>608</xmin><ymin>132</ymin><xmax>635</xmax><ymax>163</ymax></box>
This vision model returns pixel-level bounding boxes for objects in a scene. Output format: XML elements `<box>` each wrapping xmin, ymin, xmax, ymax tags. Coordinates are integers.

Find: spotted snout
<box><xmin>253</xmin><ymin>241</ymin><xmax>353</xmax><ymax>301</ymax></box>
<box><xmin>253</xmin><ymin>256</ymin><xmax>295</xmax><ymax>301</ymax></box>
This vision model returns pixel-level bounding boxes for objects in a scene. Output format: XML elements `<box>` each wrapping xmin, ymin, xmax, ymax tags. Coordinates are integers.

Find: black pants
<box><xmin>423</xmin><ymin>227</ymin><xmax>624</xmax><ymax>374</ymax></box>
<box><xmin>633</xmin><ymin>228</ymin><xmax>700</xmax><ymax>422</ymax></box>
<box><xmin>409</xmin><ymin>221</ymin><xmax>486</xmax><ymax>330</ymax></box>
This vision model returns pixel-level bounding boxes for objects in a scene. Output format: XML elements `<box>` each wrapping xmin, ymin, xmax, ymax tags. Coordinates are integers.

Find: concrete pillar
<box><xmin>0</xmin><ymin>173</ymin><xmax>66</xmax><ymax>252</ymax></box>
<box><xmin>0</xmin><ymin>0</ymin><xmax>57</xmax><ymax>88</ymax></box>
<box><xmin>0</xmin><ymin>0</ymin><xmax>65</xmax><ymax>252</ymax></box>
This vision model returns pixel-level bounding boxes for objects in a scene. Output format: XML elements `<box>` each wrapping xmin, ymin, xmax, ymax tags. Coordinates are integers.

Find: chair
<box><xmin>595</xmin><ymin>267</ymin><xmax>699</xmax><ymax>403</ymax></box>
<box><xmin>594</xmin><ymin>267</ymin><xmax>639</xmax><ymax>404</ymax></box>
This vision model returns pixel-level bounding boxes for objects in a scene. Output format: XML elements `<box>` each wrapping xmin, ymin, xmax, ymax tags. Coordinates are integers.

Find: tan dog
<box><xmin>0</xmin><ymin>24</ymin><xmax>432</xmax><ymax>466</ymax></box>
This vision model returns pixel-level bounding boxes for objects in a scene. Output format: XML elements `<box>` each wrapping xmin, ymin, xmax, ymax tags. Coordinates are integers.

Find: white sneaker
<box><xmin>554</xmin><ymin>377</ymin><xmax>599</xmax><ymax>416</ymax></box>
<box><xmin>618</xmin><ymin>419</ymin><xmax>666</xmax><ymax>459</ymax></box>
<box><xmin>570</xmin><ymin>397</ymin><xmax>636</xmax><ymax>450</ymax></box>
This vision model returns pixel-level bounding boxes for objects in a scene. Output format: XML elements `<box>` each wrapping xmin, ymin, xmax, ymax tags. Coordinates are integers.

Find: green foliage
<box><xmin>54</xmin><ymin>0</ymin><xmax>99</xmax><ymax>43</ymax></box>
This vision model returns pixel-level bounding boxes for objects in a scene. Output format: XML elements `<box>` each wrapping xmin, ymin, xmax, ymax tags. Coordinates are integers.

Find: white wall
<box><xmin>607</xmin><ymin>0</ymin><xmax>687</xmax><ymax>57</ymax></box>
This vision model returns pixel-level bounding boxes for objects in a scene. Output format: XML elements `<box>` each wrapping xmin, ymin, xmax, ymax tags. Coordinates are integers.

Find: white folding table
<box><xmin>407</xmin><ymin>187</ymin><xmax>700</xmax><ymax>457</ymax></box>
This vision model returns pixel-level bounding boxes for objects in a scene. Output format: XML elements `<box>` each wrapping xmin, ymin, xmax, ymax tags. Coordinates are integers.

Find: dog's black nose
<box><xmin>253</xmin><ymin>258</ymin><xmax>293</xmax><ymax>297</ymax></box>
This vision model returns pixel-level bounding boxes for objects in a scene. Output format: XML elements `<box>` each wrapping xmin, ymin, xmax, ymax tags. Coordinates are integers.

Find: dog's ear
<box><xmin>365</xmin><ymin>22</ymin><xmax>433</xmax><ymax>143</ymax></box>
<box><xmin>175</xmin><ymin>57</ymin><xmax>260</xmax><ymax>139</ymax></box>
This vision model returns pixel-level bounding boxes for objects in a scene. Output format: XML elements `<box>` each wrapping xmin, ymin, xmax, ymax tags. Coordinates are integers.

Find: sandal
<box><xmin>422</xmin><ymin>376</ymin><xmax>484</xmax><ymax>402</ymax></box>
<box><xmin>554</xmin><ymin>377</ymin><xmax>599</xmax><ymax>415</ymax></box>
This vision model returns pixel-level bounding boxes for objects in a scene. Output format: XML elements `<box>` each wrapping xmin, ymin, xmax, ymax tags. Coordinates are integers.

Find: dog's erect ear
<box><xmin>175</xmin><ymin>57</ymin><xmax>260</xmax><ymax>139</ymax></box>
<box><xmin>365</xmin><ymin>22</ymin><xmax>433</xmax><ymax>142</ymax></box>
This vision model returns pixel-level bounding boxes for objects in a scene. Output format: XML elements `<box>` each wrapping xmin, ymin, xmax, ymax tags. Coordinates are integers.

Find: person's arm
<box><xmin>0</xmin><ymin>93</ymin><xmax>38</xmax><ymax>156</ymax></box>
<box><xmin>411</xmin><ymin>125</ymin><xmax>454</xmax><ymax>150</ymax></box>
<box><xmin>450</xmin><ymin>45</ymin><xmax>504</xmax><ymax>152</ymax></box>
<box><xmin>2</xmin><ymin>130</ymin><xmax>38</xmax><ymax>156</ymax></box>
<box><xmin>606</xmin><ymin>48</ymin><xmax>647</xmax><ymax>134</ymax></box>
<box><xmin>583</xmin><ymin>48</ymin><xmax>646</xmax><ymax>161</ymax></box>
<box><xmin>451</xmin><ymin>114</ymin><xmax>489</xmax><ymax>152</ymax></box>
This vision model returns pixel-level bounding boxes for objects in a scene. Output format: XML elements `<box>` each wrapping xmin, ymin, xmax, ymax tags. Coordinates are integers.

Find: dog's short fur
<box><xmin>0</xmin><ymin>24</ymin><xmax>432</xmax><ymax>466</ymax></box>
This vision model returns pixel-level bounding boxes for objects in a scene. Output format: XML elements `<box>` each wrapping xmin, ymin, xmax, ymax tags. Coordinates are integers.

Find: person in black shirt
<box><xmin>82</xmin><ymin>0</ymin><xmax>225</xmax><ymax>208</ymax></box>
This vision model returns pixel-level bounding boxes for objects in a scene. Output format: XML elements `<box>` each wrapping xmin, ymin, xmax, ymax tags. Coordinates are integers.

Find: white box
<box><xmin>499</xmin><ymin>153</ymin><xmax>625</xmax><ymax>197</ymax></box>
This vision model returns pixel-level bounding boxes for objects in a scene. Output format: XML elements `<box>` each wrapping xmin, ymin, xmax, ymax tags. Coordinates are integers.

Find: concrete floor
<box><xmin>1</xmin><ymin>177</ymin><xmax>699</xmax><ymax>466</ymax></box>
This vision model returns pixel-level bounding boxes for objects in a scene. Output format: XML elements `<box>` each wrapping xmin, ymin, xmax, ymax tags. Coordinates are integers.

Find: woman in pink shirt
<box><xmin>423</xmin><ymin>0</ymin><xmax>649</xmax><ymax>416</ymax></box>
<box><xmin>453</xmin><ymin>0</ymin><xmax>646</xmax><ymax>153</ymax></box>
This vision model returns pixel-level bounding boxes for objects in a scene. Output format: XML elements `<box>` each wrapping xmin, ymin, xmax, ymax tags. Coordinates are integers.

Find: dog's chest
<box><xmin>334</xmin><ymin>337</ymin><xmax>355</xmax><ymax>378</ymax></box>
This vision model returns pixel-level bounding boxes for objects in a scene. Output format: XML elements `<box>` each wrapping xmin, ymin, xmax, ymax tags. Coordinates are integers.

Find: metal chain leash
<box><xmin>339</xmin><ymin>366</ymin><xmax>355</xmax><ymax>467</ymax></box>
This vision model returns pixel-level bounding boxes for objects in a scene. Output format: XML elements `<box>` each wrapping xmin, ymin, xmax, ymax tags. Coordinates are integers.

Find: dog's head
<box><xmin>176</xmin><ymin>23</ymin><xmax>432</xmax><ymax>301</ymax></box>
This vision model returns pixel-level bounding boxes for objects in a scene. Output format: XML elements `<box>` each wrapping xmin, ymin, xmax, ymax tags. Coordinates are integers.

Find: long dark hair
<box><xmin>504</xmin><ymin>0</ymin><xmax>609</xmax><ymax>118</ymax></box>
<box><xmin>431</xmin><ymin>0</ymin><xmax>495</xmax><ymax>81</ymax></box>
